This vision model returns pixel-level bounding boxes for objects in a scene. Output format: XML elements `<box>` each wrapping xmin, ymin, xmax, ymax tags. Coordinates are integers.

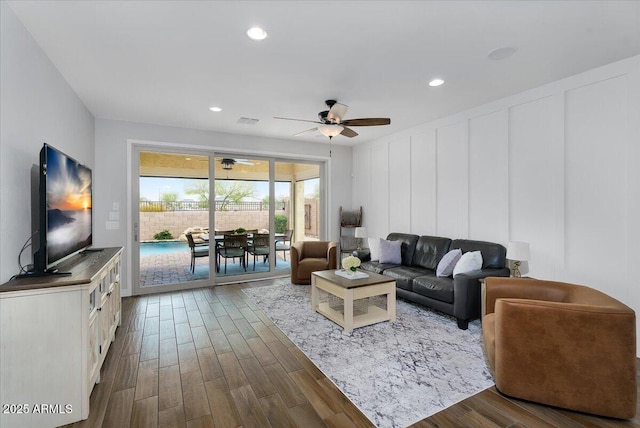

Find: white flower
<box><xmin>342</xmin><ymin>255</ymin><xmax>361</xmax><ymax>271</ymax></box>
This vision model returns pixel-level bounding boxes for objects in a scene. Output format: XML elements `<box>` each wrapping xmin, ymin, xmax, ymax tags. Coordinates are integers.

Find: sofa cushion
<box><xmin>412</xmin><ymin>275</ymin><xmax>454</xmax><ymax>303</ymax></box>
<box><xmin>379</xmin><ymin>239</ymin><xmax>402</xmax><ymax>264</ymax></box>
<box><xmin>359</xmin><ymin>261</ymin><xmax>399</xmax><ymax>274</ymax></box>
<box><xmin>386</xmin><ymin>233</ymin><xmax>420</xmax><ymax>266</ymax></box>
<box><xmin>451</xmin><ymin>239</ymin><xmax>507</xmax><ymax>269</ymax></box>
<box><xmin>412</xmin><ymin>236</ymin><xmax>452</xmax><ymax>270</ymax></box>
<box><xmin>436</xmin><ymin>248</ymin><xmax>462</xmax><ymax>277</ymax></box>
<box><xmin>383</xmin><ymin>266</ymin><xmax>432</xmax><ymax>291</ymax></box>
<box><xmin>453</xmin><ymin>251</ymin><xmax>483</xmax><ymax>277</ymax></box>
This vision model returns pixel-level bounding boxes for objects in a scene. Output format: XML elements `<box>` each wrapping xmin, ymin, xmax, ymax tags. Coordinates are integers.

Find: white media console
<box><xmin>0</xmin><ymin>247</ymin><xmax>123</xmax><ymax>428</ymax></box>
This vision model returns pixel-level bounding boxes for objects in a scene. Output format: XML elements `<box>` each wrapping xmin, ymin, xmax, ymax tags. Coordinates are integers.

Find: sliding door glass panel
<box><xmin>214</xmin><ymin>156</ymin><xmax>271</xmax><ymax>278</ymax></box>
<box><xmin>137</xmin><ymin>151</ymin><xmax>210</xmax><ymax>290</ymax></box>
<box><xmin>275</xmin><ymin>162</ymin><xmax>321</xmax><ymax>250</ymax></box>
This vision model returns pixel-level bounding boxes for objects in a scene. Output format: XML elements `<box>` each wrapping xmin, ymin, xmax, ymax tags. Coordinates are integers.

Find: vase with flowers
<box><xmin>341</xmin><ymin>255</ymin><xmax>361</xmax><ymax>275</ymax></box>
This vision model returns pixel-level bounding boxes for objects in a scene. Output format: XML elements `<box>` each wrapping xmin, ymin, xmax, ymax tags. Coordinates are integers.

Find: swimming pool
<box><xmin>140</xmin><ymin>241</ymin><xmax>189</xmax><ymax>256</ymax></box>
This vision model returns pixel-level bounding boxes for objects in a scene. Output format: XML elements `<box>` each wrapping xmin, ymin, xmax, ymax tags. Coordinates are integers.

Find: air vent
<box><xmin>237</xmin><ymin>117</ymin><xmax>260</xmax><ymax>125</ymax></box>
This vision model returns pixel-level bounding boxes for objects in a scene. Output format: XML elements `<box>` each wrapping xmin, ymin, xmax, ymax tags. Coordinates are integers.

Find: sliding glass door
<box><xmin>213</xmin><ymin>156</ymin><xmax>273</xmax><ymax>278</ymax></box>
<box><xmin>131</xmin><ymin>145</ymin><xmax>324</xmax><ymax>291</ymax></box>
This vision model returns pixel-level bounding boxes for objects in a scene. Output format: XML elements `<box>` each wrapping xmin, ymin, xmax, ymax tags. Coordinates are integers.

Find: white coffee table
<box><xmin>311</xmin><ymin>270</ymin><xmax>396</xmax><ymax>333</ymax></box>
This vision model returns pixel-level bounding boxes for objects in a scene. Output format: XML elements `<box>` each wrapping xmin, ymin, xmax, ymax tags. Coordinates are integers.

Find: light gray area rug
<box><xmin>242</xmin><ymin>283</ymin><xmax>494</xmax><ymax>428</ymax></box>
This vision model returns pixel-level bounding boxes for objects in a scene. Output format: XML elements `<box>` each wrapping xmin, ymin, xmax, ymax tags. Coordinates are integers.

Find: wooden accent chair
<box><xmin>482</xmin><ymin>277</ymin><xmax>637</xmax><ymax>419</ymax></box>
<box><xmin>290</xmin><ymin>241</ymin><xmax>337</xmax><ymax>285</ymax></box>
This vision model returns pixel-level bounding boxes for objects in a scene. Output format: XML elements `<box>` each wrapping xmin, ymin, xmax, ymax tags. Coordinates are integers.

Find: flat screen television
<box><xmin>32</xmin><ymin>144</ymin><xmax>93</xmax><ymax>275</ymax></box>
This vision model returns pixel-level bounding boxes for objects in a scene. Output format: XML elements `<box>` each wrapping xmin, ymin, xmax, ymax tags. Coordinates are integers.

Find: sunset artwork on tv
<box><xmin>45</xmin><ymin>145</ymin><xmax>92</xmax><ymax>265</ymax></box>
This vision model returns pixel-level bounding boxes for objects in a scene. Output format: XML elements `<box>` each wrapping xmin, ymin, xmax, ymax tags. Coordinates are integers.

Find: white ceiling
<box><xmin>8</xmin><ymin>1</ymin><xmax>640</xmax><ymax>145</ymax></box>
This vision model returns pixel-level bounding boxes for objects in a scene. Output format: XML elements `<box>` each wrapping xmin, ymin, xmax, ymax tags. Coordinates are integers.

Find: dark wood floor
<box><xmin>66</xmin><ymin>279</ymin><xmax>640</xmax><ymax>428</ymax></box>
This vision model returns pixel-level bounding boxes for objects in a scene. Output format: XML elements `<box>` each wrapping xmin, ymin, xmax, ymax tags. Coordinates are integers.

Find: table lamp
<box><xmin>506</xmin><ymin>241</ymin><xmax>530</xmax><ymax>278</ymax></box>
<box><xmin>354</xmin><ymin>227</ymin><xmax>367</xmax><ymax>250</ymax></box>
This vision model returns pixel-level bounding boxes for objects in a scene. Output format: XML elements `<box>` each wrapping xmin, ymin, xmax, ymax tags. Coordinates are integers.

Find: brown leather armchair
<box><xmin>482</xmin><ymin>277</ymin><xmax>637</xmax><ymax>419</ymax></box>
<box><xmin>290</xmin><ymin>241</ymin><xmax>337</xmax><ymax>285</ymax></box>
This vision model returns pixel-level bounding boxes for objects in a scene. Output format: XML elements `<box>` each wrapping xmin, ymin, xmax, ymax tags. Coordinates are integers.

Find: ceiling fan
<box><xmin>274</xmin><ymin>100</ymin><xmax>391</xmax><ymax>139</ymax></box>
<box><xmin>219</xmin><ymin>158</ymin><xmax>253</xmax><ymax>170</ymax></box>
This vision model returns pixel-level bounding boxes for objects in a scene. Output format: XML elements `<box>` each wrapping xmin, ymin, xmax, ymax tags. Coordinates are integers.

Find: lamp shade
<box><xmin>354</xmin><ymin>227</ymin><xmax>367</xmax><ymax>239</ymax></box>
<box><xmin>506</xmin><ymin>241</ymin><xmax>530</xmax><ymax>261</ymax></box>
<box><xmin>318</xmin><ymin>124</ymin><xmax>344</xmax><ymax>138</ymax></box>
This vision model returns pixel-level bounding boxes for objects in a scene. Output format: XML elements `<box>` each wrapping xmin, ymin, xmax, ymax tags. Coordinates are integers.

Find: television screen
<box><xmin>43</xmin><ymin>144</ymin><xmax>92</xmax><ymax>267</ymax></box>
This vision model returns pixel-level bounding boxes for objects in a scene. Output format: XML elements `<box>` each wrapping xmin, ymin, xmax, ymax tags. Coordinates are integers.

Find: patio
<box><xmin>139</xmin><ymin>249</ymin><xmax>290</xmax><ymax>287</ymax></box>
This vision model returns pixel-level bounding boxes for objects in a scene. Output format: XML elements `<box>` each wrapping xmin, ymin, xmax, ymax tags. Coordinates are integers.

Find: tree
<box><xmin>215</xmin><ymin>180</ymin><xmax>258</xmax><ymax>210</ymax></box>
<box><xmin>185</xmin><ymin>180</ymin><xmax>209</xmax><ymax>209</ymax></box>
<box><xmin>160</xmin><ymin>191</ymin><xmax>179</xmax><ymax>210</ymax></box>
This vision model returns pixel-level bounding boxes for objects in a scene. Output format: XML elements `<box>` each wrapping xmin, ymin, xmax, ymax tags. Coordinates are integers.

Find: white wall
<box><xmin>0</xmin><ymin>3</ymin><xmax>95</xmax><ymax>283</ymax></box>
<box><xmin>94</xmin><ymin>119</ymin><xmax>352</xmax><ymax>296</ymax></box>
<box><xmin>354</xmin><ymin>55</ymin><xmax>640</xmax><ymax>347</ymax></box>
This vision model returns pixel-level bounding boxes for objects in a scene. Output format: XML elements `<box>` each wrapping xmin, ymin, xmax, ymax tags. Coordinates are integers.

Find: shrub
<box><xmin>153</xmin><ymin>229</ymin><xmax>174</xmax><ymax>240</ymax></box>
<box><xmin>274</xmin><ymin>214</ymin><xmax>287</xmax><ymax>233</ymax></box>
<box><xmin>139</xmin><ymin>203</ymin><xmax>165</xmax><ymax>212</ymax></box>
<box><xmin>235</xmin><ymin>227</ymin><xmax>246</xmax><ymax>234</ymax></box>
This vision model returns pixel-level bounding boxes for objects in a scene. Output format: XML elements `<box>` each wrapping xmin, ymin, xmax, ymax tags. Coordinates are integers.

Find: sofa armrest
<box><xmin>494</xmin><ymin>298</ymin><xmax>636</xmax><ymax>418</ymax></box>
<box><xmin>290</xmin><ymin>242</ymin><xmax>303</xmax><ymax>268</ymax></box>
<box><xmin>327</xmin><ymin>242</ymin><xmax>337</xmax><ymax>269</ymax></box>
<box><xmin>453</xmin><ymin>268</ymin><xmax>510</xmax><ymax>321</ymax></box>
<box><xmin>353</xmin><ymin>249</ymin><xmax>371</xmax><ymax>262</ymax></box>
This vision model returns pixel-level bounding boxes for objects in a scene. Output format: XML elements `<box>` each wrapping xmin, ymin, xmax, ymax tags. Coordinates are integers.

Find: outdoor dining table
<box><xmin>200</xmin><ymin>233</ymin><xmax>286</xmax><ymax>244</ymax></box>
<box><xmin>199</xmin><ymin>233</ymin><xmax>285</xmax><ymax>273</ymax></box>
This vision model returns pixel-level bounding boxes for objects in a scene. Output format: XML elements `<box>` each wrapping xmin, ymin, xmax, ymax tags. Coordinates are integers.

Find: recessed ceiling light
<box><xmin>488</xmin><ymin>47</ymin><xmax>517</xmax><ymax>61</ymax></box>
<box><xmin>429</xmin><ymin>78</ymin><xmax>444</xmax><ymax>87</ymax></box>
<box><xmin>247</xmin><ymin>27</ymin><xmax>267</xmax><ymax>41</ymax></box>
<box><xmin>209</xmin><ymin>106</ymin><xmax>222</xmax><ymax>112</ymax></box>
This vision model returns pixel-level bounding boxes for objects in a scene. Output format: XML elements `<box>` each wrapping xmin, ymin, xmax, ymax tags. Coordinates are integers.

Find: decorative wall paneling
<box><xmin>410</xmin><ymin>132</ymin><xmax>437</xmax><ymax>236</ymax></box>
<box><xmin>352</xmin><ymin>56</ymin><xmax>640</xmax><ymax>352</ymax></box>
<box><xmin>389</xmin><ymin>137</ymin><xmax>412</xmax><ymax>233</ymax></box>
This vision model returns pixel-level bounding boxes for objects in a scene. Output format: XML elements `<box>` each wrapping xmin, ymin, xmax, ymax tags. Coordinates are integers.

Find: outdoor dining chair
<box><xmin>186</xmin><ymin>233</ymin><xmax>209</xmax><ymax>273</ymax></box>
<box><xmin>219</xmin><ymin>233</ymin><xmax>248</xmax><ymax>273</ymax></box>
<box><xmin>248</xmin><ymin>233</ymin><xmax>270</xmax><ymax>270</ymax></box>
<box><xmin>275</xmin><ymin>229</ymin><xmax>293</xmax><ymax>265</ymax></box>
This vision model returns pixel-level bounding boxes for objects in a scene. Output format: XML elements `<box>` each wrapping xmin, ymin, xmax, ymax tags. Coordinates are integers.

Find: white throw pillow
<box><xmin>453</xmin><ymin>251</ymin><xmax>483</xmax><ymax>277</ymax></box>
<box><xmin>436</xmin><ymin>249</ymin><xmax>462</xmax><ymax>277</ymax></box>
<box><xmin>368</xmin><ymin>238</ymin><xmax>381</xmax><ymax>261</ymax></box>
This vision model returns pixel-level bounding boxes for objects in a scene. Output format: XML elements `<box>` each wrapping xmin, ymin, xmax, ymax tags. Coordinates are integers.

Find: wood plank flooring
<box><xmin>66</xmin><ymin>280</ymin><xmax>640</xmax><ymax>428</ymax></box>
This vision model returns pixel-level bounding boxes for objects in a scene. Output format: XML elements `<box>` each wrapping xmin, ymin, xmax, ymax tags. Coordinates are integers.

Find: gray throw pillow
<box><xmin>436</xmin><ymin>249</ymin><xmax>462</xmax><ymax>277</ymax></box>
<box><xmin>379</xmin><ymin>239</ymin><xmax>402</xmax><ymax>264</ymax></box>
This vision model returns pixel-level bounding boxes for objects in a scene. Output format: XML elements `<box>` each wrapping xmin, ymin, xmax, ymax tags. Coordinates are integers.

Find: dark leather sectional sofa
<box><xmin>355</xmin><ymin>233</ymin><xmax>510</xmax><ymax>329</ymax></box>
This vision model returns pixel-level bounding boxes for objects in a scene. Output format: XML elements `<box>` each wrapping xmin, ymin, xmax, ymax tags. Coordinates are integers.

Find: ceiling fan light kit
<box><xmin>219</xmin><ymin>158</ymin><xmax>254</xmax><ymax>170</ymax></box>
<box><xmin>318</xmin><ymin>124</ymin><xmax>344</xmax><ymax>138</ymax></box>
<box><xmin>221</xmin><ymin>158</ymin><xmax>235</xmax><ymax>170</ymax></box>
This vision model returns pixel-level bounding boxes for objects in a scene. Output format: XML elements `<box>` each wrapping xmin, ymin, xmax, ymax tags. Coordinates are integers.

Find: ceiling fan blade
<box><xmin>340</xmin><ymin>127</ymin><xmax>358</xmax><ymax>138</ymax></box>
<box><xmin>274</xmin><ymin>116</ymin><xmax>322</xmax><ymax>124</ymax></box>
<box><xmin>341</xmin><ymin>118</ymin><xmax>391</xmax><ymax>126</ymax></box>
<box><xmin>294</xmin><ymin>127</ymin><xmax>319</xmax><ymax>137</ymax></box>
<box><xmin>235</xmin><ymin>159</ymin><xmax>254</xmax><ymax>165</ymax></box>
<box><xmin>327</xmin><ymin>102</ymin><xmax>348</xmax><ymax>122</ymax></box>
